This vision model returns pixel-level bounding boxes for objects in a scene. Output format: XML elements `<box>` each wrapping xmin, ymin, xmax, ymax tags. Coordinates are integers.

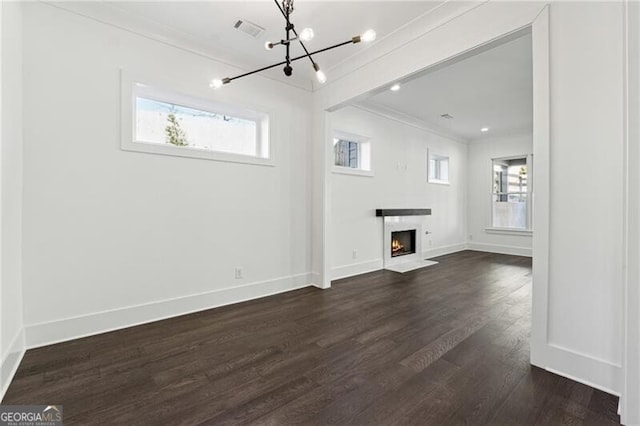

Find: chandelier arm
<box><xmin>285</xmin><ymin>1</ymin><xmax>291</xmax><ymax>72</ymax></box>
<box><xmin>228</xmin><ymin>59</ymin><xmax>290</xmax><ymax>82</ymax></box>
<box><xmin>226</xmin><ymin>38</ymin><xmax>354</xmax><ymax>83</ymax></box>
<box><xmin>272</xmin><ymin>0</ymin><xmax>317</xmax><ymax>68</ymax></box>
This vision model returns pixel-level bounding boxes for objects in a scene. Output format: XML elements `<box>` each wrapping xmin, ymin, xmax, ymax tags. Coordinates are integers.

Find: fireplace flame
<box><xmin>392</xmin><ymin>238</ymin><xmax>404</xmax><ymax>253</ymax></box>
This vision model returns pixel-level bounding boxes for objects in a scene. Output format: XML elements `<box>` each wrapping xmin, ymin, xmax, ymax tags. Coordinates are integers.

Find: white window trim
<box><xmin>485</xmin><ymin>227</ymin><xmax>533</xmax><ymax>236</ymax></box>
<box><xmin>427</xmin><ymin>149</ymin><xmax>450</xmax><ymax>184</ymax></box>
<box><xmin>429</xmin><ymin>178</ymin><xmax>450</xmax><ymax>186</ymax></box>
<box><xmin>332</xmin><ymin>167</ymin><xmax>374</xmax><ymax>177</ymax></box>
<box><xmin>331</xmin><ymin>130</ymin><xmax>373</xmax><ymax>177</ymax></box>
<box><xmin>488</xmin><ymin>154</ymin><xmax>533</xmax><ymax>232</ymax></box>
<box><xmin>120</xmin><ymin>69</ymin><xmax>274</xmax><ymax>166</ymax></box>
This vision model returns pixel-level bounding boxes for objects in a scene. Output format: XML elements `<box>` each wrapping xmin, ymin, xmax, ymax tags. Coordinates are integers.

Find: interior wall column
<box><xmin>623</xmin><ymin>0</ymin><xmax>640</xmax><ymax>423</ymax></box>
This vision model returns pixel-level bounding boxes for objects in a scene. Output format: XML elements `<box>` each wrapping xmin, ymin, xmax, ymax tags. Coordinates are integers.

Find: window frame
<box><xmin>427</xmin><ymin>150</ymin><xmax>450</xmax><ymax>185</ymax></box>
<box><xmin>331</xmin><ymin>130</ymin><xmax>373</xmax><ymax>177</ymax></box>
<box><xmin>120</xmin><ymin>70</ymin><xmax>273</xmax><ymax>166</ymax></box>
<box><xmin>487</xmin><ymin>154</ymin><xmax>534</xmax><ymax>232</ymax></box>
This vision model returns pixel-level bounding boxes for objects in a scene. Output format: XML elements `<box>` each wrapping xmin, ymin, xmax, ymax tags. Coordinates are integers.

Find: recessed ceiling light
<box><xmin>390</xmin><ymin>84</ymin><xmax>401</xmax><ymax>92</ymax></box>
<box><xmin>481</xmin><ymin>127</ymin><xmax>489</xmax><ymax>132</ymax></box>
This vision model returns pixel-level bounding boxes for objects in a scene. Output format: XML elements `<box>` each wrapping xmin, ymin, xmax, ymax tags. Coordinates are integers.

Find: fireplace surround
<box><xmin>378</xmin><ymin>209</ymin><xmax>437</xmax><ymax>273</ymax></box>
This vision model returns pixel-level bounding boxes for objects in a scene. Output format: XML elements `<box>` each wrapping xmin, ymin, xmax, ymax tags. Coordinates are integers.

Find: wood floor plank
<box><xmin>399</xmin><ymin>312</ymin><xmax>489</xmax><ymax>372</ymax></box>
<box><xmin>2</xmin><ymin>251</ymin><xmax>620</xmax><ymax>425</ymax></box>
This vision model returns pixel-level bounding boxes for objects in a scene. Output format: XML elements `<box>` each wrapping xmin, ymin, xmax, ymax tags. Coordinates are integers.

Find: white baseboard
<box><xmin>466</xmin><ymin>242</ymin><xmax>532</xmax><ymax>257</ymax></box>
<box><xmin>25</xmin><ymin>273</ymin><xmax>313</xmax><ymax>349</ymax></box>
<box><xmin>331</xmin><ymin>259</ymin><xmax>383</xmax><ymax>281</ymax></box>
<box><xmin>309</xmin><ymin>272</ymin><xmax>328</xmax><ymax>289</ymax></box>
<box><xmin>423</xmin><ymin>242</ymin><xmax>467</xmax><ymax>259</ymax></box>
<box><xmin>1</xmin><ymin>328</ymin><xmax>25</xmax><ymax>402</ymax></box>
<box><xmin>332</xmin><ymin>243</ymin><xmax>469</xmax><ymax>281</ymax></box>
<box><xmin>532</xmin><ymin>343</ymin><xmax>621</xmax><ymax>396</ymax></box>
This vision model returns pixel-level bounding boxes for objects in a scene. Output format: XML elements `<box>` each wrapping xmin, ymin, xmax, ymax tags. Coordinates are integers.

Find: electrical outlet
<box><xmin>235</xmin><ymin>267</ymin><xmax>243</xmax><ymax>279</ymax></box>
<box><xmin>469</xmin><ymin>234</ymin><xmax>473</xmax><ymax>241</ymax></box>
<box><xmin>429</xmin><ymin>239</ymin><xmax>433</xmax><ymax>246</ymax></box>
<box><xmin>352</xmin><ymin>249</ymin><xmax>358</xmax><ymax>259</ymax></box>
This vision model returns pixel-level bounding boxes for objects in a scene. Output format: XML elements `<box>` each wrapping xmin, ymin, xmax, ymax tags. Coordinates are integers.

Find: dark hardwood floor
<box><xmin>3</xmin><ymin>251</ymin><xmax>620</xmax><ymax>425</ymax></box>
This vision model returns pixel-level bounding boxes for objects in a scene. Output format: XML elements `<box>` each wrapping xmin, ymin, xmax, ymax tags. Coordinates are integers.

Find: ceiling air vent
<box><xmin>440</xmin><ymin>113</ymin><xmax>454</xmax><ymax>120</ymax></box>
<box><xmin>234</xmin><ymin>20</ymin><xmax>265</xmax><ymax>39</ymax></box>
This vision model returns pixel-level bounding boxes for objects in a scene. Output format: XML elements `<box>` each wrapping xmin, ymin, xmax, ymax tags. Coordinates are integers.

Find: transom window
<box><xmin>122</xmin><ymin>80</ymin><xmax>271</xmax><ymax>165</ymax></box>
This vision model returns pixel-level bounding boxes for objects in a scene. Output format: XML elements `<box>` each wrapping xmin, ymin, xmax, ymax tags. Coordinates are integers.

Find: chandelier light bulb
<box><xmin>265</xmin><ymin>41</ymin><xmax>274</xmax><ymax>50</ymax></box>
<box><xmin>316</xmin><ymin>69</ymin><xmax>327</xmax><ymax>84</ymax></box>
<box><xmin>361</xmin><ymin>29</ymin><xmax>376</xmax><ymax>43</ymax></box>
<box><xmin>299</xmin><ymin>28</ymin><xmax>314</xmax><ymax>42</ymax></box>
<box><xmin>313</xmin><ymin>63</ymin><xmax>327</xmax><ymax>84</ymax></box>
<box><xmin>210</xmin><ymin>78</ymin><xmax>230</xmax><ymax>89</ymax></box>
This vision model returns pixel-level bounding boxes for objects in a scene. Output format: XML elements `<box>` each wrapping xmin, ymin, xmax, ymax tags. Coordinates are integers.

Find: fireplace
<box><xmin>378</xmin><ymin>210</ymin><xmax>438</xmax><ymax>273</ymax></box>
<box><xmin>381</xmin><ymin>216</ymin><xmax>422</xmax><ymax>270</ymax></box>
<box><xmin>391</xmin><ymin>230</ymin><xmax>416</xmax><ymax>257</ymax></box>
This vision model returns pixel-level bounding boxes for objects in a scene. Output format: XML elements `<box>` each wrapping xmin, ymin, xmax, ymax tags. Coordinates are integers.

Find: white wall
<box><xmin>467</xmin><ymin>133</ymin><xmax>533</xmax><ymax>257</ymax></box>
<box><xmin>20</xmin><ymin>3</ymin><xmax>312</xmax><ymax>347</ymax></box>
<box><xmin>0</xmin><ymin>1</ymin><xmax>25</xmax><ymax>398</ymax></box>
<box><xmin>545</xmin><ymin>0</ymin><xmax>624</xmax><ymax>387</ymax></box>
<box><xmin>623</xmin><ymin>1</ymin><xmax>640</xmax><ymax>423</ymax></box>
<box><xmin>330</xmin><ymin>106</ymin><xmax>467</xmax><ymax>279</ymax></box>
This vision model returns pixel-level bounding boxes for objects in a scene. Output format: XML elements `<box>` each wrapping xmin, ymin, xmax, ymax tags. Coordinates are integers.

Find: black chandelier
<box><xmin>210</xmin><ymin>0</ymin><xmax>376</xmax><ymax>88</ymax></box>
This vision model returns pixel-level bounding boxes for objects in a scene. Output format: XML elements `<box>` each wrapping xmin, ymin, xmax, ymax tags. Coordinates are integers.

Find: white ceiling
<box><xmin>359</xmin><ymin>33</ymin><xmax>533</xmax><ymax>141</ymax></box>
<box><xmin>52</xmin><ymin>1</ymin><xmax>445</xmax><ymax>89</ymax></box>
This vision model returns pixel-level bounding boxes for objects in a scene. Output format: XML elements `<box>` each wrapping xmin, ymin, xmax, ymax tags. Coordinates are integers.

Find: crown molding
<box><xmin>312</xmin><ymin>0</ymin><xmax>488</xmax><ymax>92</ymax></box>
<box><xmin>42</xmin><ymin>1</ymin><xmax>313</xmax><ymax>92</ymax></box>
<box><xmin>352</xmin><ymin>101</ymin><xmax>469</xmax><ymax>145</ymax></box>
<box><xmin>468</xmin><ymin>127</ymin><xmax>534</xmax><ymax>143</ymax></box>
